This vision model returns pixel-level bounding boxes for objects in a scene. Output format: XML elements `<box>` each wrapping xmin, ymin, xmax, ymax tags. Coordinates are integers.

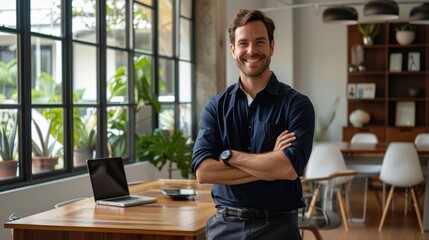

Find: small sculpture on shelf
<box><xmin>349</xmin><ymin>109</ymin><xmax>370</xmax><ymax>127</ymax></box>
<box><xmin>395</xmin><ymin>24</ymin><xmax>415</xmax><ymax>45</ymax></box>
<box><xmin>358</xmin><ymin>23</ymin><xmax>379</xmax><ymax>46</ymax></box>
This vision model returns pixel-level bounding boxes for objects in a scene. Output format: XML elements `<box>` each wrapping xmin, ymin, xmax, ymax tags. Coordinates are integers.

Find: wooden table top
<box><xmin>4</xmin><ymin>179</ymin><xmax>215</xmax><ymax>236</ymax></box>
<box><xmin>333</xmin><ymin>142</ymin><xmax>429</xmax><ymax>157</ymax></box>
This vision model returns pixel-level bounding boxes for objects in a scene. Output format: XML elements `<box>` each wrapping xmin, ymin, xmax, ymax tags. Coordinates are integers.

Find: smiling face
<box><xmin>230</xmin><ymin>20</ymin><xmax>274</xmax><ymax>81</ymax></box>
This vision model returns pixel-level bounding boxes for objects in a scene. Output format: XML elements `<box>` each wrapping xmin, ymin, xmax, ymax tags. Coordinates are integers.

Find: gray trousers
<box><xmin>206</xmin><ymin>212</ymin><xmax>302</xmax><ymax>240</ymax></box>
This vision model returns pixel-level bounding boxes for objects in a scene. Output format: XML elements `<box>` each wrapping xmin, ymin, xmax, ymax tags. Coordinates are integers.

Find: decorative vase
<box><xmin>396</xmin><ymin>31</ymin><xmax>415</xmax><ymax>45</ymax></box>
<box><xmin>349</xmin><ymin>109</ymin><xmax>370</xmax><ymax>127</ymax></box>
<box><xmin>363</xmin><ymin>36</ymin><xmax>373</xmax><ymax>46</ymax></box>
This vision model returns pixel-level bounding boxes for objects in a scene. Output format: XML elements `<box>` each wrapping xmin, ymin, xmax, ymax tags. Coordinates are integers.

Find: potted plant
<box><xmin>73</xmin><ymin>114</ymin><xmax>97</xmax><ymax>166</ymax></box>
<box><xmin>136</xmin><ymin>129</ymin><xmax>194</xmax><ymax>179</ymax></box>
<box><xmin>32</xmin><ymin>119</ymin><xmax>59</xmax><ymax>173</ymax></box>
<box><xmin>0</xmin><ymin>116</ymin><xmax>18</xmax><ymax>179</ymax></box>
<box><xmin>395</xmin><ymin>24</ymin><xmax>415</xmax><ymax>45</ymax></box>
<box><xmin>358</xmin><ymin>23</ymin><xmax>379</xmax><ymax>45</ymax></box>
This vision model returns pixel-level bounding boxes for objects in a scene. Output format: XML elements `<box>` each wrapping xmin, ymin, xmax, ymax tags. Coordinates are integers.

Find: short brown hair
<box><xmin>228</xmin><ymin>9</ymin><xmax>275</xmax><ymax>45</ymax></box>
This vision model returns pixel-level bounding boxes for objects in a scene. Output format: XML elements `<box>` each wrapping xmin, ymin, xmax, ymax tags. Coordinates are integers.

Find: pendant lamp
<box><xmin>410</xmin><ymin>3</ymin><xmax>429</xmax><ymax>24</ymax></box>
<box><xmin>364</xmin><ymin>0</ymin><xmax>399</xmax><ymax>21</ymax></box>
<box><xmin>322</xmin><ymin>7</ymin><xmax>358</xmax><ymax>25</ymax></box>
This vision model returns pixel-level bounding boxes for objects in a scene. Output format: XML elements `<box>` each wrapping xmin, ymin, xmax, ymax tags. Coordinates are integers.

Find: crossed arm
<box><xmin>195</xmin><ymin>130</ymin><xmax>298</xmax><ymax>185</ymax></box>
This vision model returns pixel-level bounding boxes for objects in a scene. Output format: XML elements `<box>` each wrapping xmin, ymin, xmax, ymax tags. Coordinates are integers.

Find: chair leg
<box><xmin>378</xmin><ymin>186</ymin><xmax>395</xmax><ymax>232</ymax></box>
<box><xmin>299</xmin><ymin>225</ymin><xmax>323</xmax><ymax>240</ymax></box>
<box><xmin>410</xmin><ymin>188</ymin><xmax>424</xmax><ymax>234</ymax></box>
<box><xmin>306</xmin><ymin>187</ymin><xmax>319</xmax><ymax>218</ymax></box>
<box><xmin>336</xmin><ymin>190</ymin><xmax>349</xmax><ymax>231</ymax></box>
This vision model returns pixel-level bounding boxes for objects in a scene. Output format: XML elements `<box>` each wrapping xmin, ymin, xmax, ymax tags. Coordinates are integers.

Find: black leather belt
<box><xmin>217</xmin><ymin>206</ymin><xmax>297</xmax><ymax>220</ymax></box>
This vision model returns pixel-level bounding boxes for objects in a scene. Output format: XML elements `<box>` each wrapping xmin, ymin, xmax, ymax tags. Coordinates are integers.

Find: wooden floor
<box><xmin>302</xmin><ymin>182</ymin><xmax>429</xmax><ymax>240</ymax></box>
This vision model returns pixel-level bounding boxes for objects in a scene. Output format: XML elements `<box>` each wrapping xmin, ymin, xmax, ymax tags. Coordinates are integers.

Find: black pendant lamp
<box><xmin>410</xmin><ymin>3</ymin><xmax>429</xmax><ymax>24</ymax></box>
<box><xmin>364</xmin><ymin>0</ymin><xmax>399</xmax><ymax>21</ymax></box>
<box><xmin>322</xmin><ymin>7</ymin><xmax>358</xmax><ymax>25</ymax></box>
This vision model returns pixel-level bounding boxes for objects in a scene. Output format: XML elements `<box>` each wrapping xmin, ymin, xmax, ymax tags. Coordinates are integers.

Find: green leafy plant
<box><xmin>74</xmin><ymin>114</ymin><xmax>97</xmax><ymax>151</ymax></box>
<box><xmin>136</xmin><ymin>129</ymin><xmax>194</xmax><ymax>179</ymax></box>
<box><xmin>314</xmin><ymin>96</ymin><xmax>340</xmax><ymax>142</ymax></box>
<box><xmin>0</xmin><ymin>116</ymin><xmax>17</xmax><ymax>161</ymax></box>
<box><xmin>395</xmin><ymin>24</ymin><xmax>415</xmax><ymax>32</ymax></box>
<box><xmin>32</xmin><ymin>119</ymin><xmax>57</xmax><ymax>157</ymax></box>
<box><xmin>358</xmin><ymin>23</ymin><xmax>379</xmax><ymax>37</ymax></box>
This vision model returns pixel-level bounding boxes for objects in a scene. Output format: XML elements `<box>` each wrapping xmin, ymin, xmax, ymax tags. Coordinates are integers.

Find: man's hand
<box><xmin>274</xmin><ymin>130</ymin><xmax>296</xmax><ymax>151</ymax></box>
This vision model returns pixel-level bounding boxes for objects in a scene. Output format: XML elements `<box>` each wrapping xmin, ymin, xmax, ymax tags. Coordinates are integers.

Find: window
<box><xmin>0</xmin><ymin>0</ymin><xmax>194</xmax><ymax>190</ymax></box>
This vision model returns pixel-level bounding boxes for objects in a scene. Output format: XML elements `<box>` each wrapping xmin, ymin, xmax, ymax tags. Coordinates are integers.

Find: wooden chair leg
<box><xmin>378</xmin><ymin>186</ymin><xmax>395</xmax><ymax>232</ymax></box>
<box><xmin>336</xmin><ymin>190</ymin><xmax>349</xmax><ymax>231</ymax></box>
<box><xmin>411</xmin><ymin>188</ymin><xmax>424</xmax><ymax>234</ymax></box>
<box><xmin>299</xmin><ymin>225</ymin><xmax>323</xmax><ymax>240</ymax></box>
<box><xmin>306</xmin><ymin>187</ymin><xmax>319</xmax><ymax>218</ymax></box>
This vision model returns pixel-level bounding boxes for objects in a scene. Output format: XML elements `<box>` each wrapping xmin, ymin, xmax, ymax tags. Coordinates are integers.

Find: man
<box><xmin>192</xmin><ymin>9</ymin><xmax>315</xmax><ymax>240</ymax></box>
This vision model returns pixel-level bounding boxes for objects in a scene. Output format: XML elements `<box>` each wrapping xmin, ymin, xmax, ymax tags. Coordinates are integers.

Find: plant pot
<box><xmin>0</xmin><ymin>160</ymin><xmax>18</xmax><ymax>179</ymax></box>
<box><xmin>396</xmin><ymin>31</ymin><xmax>415</xmax><ymax>45</ymax></box>
<box><xmin>363</xmin><ymin>36</ymin><xmax>373</xmax><ymax>46</ymax></box>
<box><xmin>32</xmin><ymin>156</ymin><xmax>58</xmax><ymax>173</ymax></box>
<box><xmin>73</xmin><ymin>149</ymin><xmax>94</xmax><ymax>167</ymax></box>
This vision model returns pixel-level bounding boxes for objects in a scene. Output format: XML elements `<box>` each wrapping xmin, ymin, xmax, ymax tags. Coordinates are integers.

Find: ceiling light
<box><xmin>364</xmin><ymin>0</ymin><xmax>399</xmax><ymax>21</ymax></box>
<box><xmin>322</xmin><ymin>7</ymin><xmax>358</xmax><ymax>25</ymax></box>
<box><xmin>410</xmin><ymin>3</ymin><xmax>429</xmax><ymax>24</ymax></box>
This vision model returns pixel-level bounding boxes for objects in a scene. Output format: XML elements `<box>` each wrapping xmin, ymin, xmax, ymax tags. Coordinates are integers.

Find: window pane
<box><xmin>0</xmin><ymin>1</ymin><xmax>17</xmax><ymax>29</ymax></box>
<box><xmin>159</xmin><ymin>104</ymin><xmax>174</xmax><ymax>131</ymax></box>
<box><xmin>0</xmin><ymin>109</ymin><xmax>19</xmax><ymax>180</ymax></box>
<box><xmin>73</xmin><ymin>107</ymin><xmax>97</xmax><ymax>167</ymax></box>
<box><xmin>179</xmin><ymin>103</ymin><xmax>191</xmax><ymax>137</ymax></box>
<box><xmin>31</xmin><ymin>36</ymin><xmax>62</xmax><ymax>104</ymax></box>
<box><xmin>134</xmin><ymin>4</ymin><xmax>152</xmax><ymax>53</ymax></box>
<box><xmin>107</xmin><ymin>106</ymin><xmax>129</xmax><ymax>158</ymax></box>
<box><xmin>106</xmin><ymin>0</ymin><xmax>126</xmax><ymax>48</ymax></box>
<box><xmin>31</xmin><ymin>0</ymin><xmax>62</xmax><ymax>37</ymax></box>
<box><xmin>136</xmin><ymin>0</ymin><xmax>151</xmax><ymax>6</ymax></box>
<box><xmin>179</xmin><ymin>18</ymin><xmax>191</xmax><ymax>60</ymax></box>
<box><xmin>179</xmin><ymin>61</ymin><xmax>191</xmax><ymax>102</ymax></box>
<box><xmin>0</xmin><ymin>32</ymin><xmax>18</xmax><ymax>104</ymax></box>
<box><xmin>107</xmin><ymin>49</ymin><xmax>128</xmax><ymax>103</ymax></box>
<box><xmin>180</xmin><ymin>0</ymin><xmax>191</xmax><ymax>18</ymax></box>
<box><xmin>158</xmin><ymin>0</ymin><xmax>173</xmax><ymax>56</ymax></box>
<box><xmin>72</xmin><ymin>0</ymin><xmax>97</xmax><ymax>43</ymax></box>
<box><xmin>73</xmin><ymin>43</ymin><xmax>97</xmax><ymax>103</ymax></box>
<box><xmin>134</xmin><ymin>54</ymin><xmax>154</xmax><ymax>105</ymax></box>
<box><xmin>32</xmin><ymin>108</ymin><xmax>64</xmax><ymax>174</ymax></box>
<box><xmin>158</xmin><ymin>58</ymin><xmax>174</xmax><ymax>102</ymax></box>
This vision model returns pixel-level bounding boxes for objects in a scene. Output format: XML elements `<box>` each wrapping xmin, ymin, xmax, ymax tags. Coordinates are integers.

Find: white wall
<box><xmin>225</xmin><ymin>1</ymin><xmax>419</xmax><ymax>141</ymax></box>
<box><xmin>0</xmin><ymin>162</ymin><xmax>178</xmax><ymax>240</ymax></box>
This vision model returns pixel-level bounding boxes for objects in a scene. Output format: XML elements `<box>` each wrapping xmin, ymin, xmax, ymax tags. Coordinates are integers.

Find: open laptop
<box><xmin>87</xmin><ymin>157</ymin><xmax>158</xmax><ymax>207</ymax></box>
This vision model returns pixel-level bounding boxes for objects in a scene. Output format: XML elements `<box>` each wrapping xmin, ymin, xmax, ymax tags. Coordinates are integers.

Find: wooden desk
<box><xmin>4</xmin><ymin>179</ymin><xmax>215</xmax><ymax>240</ymax></box>
<box><xmin>334</xmin><ymin>142</ymin><xmax>429</xmax><ymax>231</ymax></box>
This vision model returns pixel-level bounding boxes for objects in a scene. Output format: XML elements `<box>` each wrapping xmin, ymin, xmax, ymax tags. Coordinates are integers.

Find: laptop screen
<box><xmin>87</xmin><ymin>157</ymin><xmax>130</xmax><ymax>201</ymax></box>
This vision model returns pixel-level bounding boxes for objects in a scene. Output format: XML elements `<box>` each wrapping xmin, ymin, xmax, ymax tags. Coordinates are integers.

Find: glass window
<box><xmin>107</xmin><ymin>106</ymin><xmax>129</xmax><ymax>158</ymax></box>
<box><xmin>106</xmin><ymin>0</ymin><xmax>126</xmax><ymax>48</ymax></box>
<box><xmin>73</xmin><ymin>43</ymin><xmax>97</xmax><ymax>103</ymax></box>
<box><xmin>158</xmin><ymin>0</ymin><xmax>173</xmax><ymax>56</ymax></box>
<box><xmin>31</xmin><ymin>0</ymin><xmax>62</xmax><ymax>37</ymax></box>
<box><xmin>179</xmin><ymin>103</ymin><xmax>191</xmax><ymax>137</ymax></box>
<box><xmin>0</xmin><ymin>109</ymin><xmax>19</xmax><ymax>180</ymax></box>
<box><xmin>0</xmin><ymin>0</ymin><xmax>16</xmax><ymax>29</ymax></box>
<box><xmin>72</xmin><ymin>0</ymin><xmax>97</xmax><ymax>43</ymax></box>
<box><xmin>134</xmin><ymin>3</ymin><xmax>153</xmax><ymax>53</ymax></box>
<box><xmin>31</xmin><ymin>37</ymin><xmax>62</xmax><ymax>104</ymax></box>
<box><xmin>0</xmin><ymin>32</ymin><xmax>18</xmax><ymax>104</ymax></box>
<box><xmin>107</xmin><ymin>49</ymin><xmax>128</xmax><ymax>103</ymax></box>
<box><xmin>31</xmin><ymin>108</ymin><xmax>64</xmax><ymax>174</ymax></box>
<box><xmin>179</xmin><ymin>18</ymin><xmax>191</xmax><ymax>60</ymax></box>
<box><xmin>158</xmin><ymin>57</ymin><xmax>174</xmax><ymax>101</ymax></box>
<box><xmin>136</xmin><ymin>0</ymin><xmax>152</xmax><ymax>6</ymax></box>
<box><xmin>180</xmin><ymin>0</ymin><xmax>191</xmax><ymax>18</ymax></box>
<box><xmin>73</xmin><ymin>107</ymin><xmax>97</xmax><ymax>167</ymax></box>
<box><xmin>159</xmin><ymin>104</ymin><xmax>174</xmax><ymax>131</ymax></box>
<box><xmin>179</xmin><ymin>61</ymin><xmax>191</xmax><ymax>102</ymax></box>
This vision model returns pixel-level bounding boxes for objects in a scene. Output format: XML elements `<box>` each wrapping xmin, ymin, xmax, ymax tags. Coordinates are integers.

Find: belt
<box><xmin>216</xmin><ymin>206</ymin><xmax>297</xmax><ymax>220</ymax></box>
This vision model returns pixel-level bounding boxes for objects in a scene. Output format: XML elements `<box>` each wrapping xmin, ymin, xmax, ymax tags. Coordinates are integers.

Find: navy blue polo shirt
<box><xmin>192</xmin><ymin>72</ymin><xmax>315</xmax><ymax>211</ymax></box>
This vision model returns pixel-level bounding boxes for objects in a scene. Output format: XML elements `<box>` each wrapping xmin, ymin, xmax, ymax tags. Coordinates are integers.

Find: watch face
<box><xmin>221</xmin><ymin>150</ymin><xmax>231</xmax><ymax>160</ymax></box>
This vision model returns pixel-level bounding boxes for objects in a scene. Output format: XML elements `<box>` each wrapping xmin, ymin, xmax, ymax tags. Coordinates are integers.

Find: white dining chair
<box><xmin>414</xmin><ymin>133</ymin><xmax>429</xmax><ymax>146</ymax></box>
<box><xmin>378</xmin><ymin>142</ymin><xmax>424</xmax><ymax>233</ymax></box>
<box><xmin>304</xmin><ymin>143</ymin><xmax>357</xmax><ymax>231</ymax></box>
<box><xmin>348</xmin><ymin>132</ymin><xmax>381</xmax><ymax>223</ymax></box>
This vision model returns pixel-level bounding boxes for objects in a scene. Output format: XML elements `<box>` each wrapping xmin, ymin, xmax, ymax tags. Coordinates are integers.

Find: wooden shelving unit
<box><xmin>343</xmin><ymin>22</ymin><xmax>428</xmax><ymax>142</ymax></box>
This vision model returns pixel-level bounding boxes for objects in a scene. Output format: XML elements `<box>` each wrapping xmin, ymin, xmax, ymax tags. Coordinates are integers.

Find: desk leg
<box><xmin>423</xmin><ymin>165</ymin><xmax>429</xmax><ymax>231</ymax></box>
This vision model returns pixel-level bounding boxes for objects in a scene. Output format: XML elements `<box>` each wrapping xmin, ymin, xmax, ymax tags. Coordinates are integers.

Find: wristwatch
<box><xmin>220</xmin><ymin>150</ymin><xmax>233</xmax><ymax>167</ymax></box>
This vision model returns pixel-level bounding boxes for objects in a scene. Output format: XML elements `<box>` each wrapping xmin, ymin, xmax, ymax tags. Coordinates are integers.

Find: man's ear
<box><xmin>270</xmin><ymin>40</ymin><xmax>275</xmax><ymax>56</ymax></box>
<box><xmin>230</xmin><ymin>43</ymin><xmax>236</xmax><ymax>56</ymax></box>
